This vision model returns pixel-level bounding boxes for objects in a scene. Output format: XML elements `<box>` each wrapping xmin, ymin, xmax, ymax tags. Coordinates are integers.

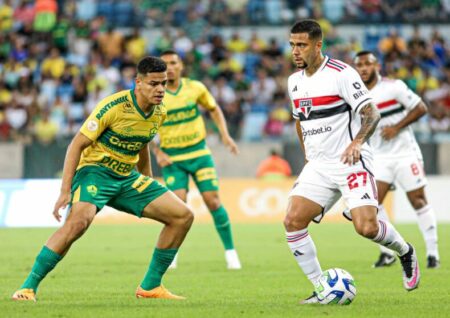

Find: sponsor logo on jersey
<box><xmin>100</xmin><ymin>156</ymin><xmax>133</xmax><ymax>174</ymax></box>
<box><xmin>352</xmin><ymin>89</ymin><xmax>368</xmax><ymax>100</ymax></box>
<box><xmin>96</xmin><ymin>96</ymin><xmax>129</xmax><ymax>120</ymax></box>
<box><xmin>292</xmin><ymin>85</ymin><xmax>298</xmax><ymax>92</ymax></box>
<box><xmin>109</xmin><ymin>136</ymin><xmax>143</xmax><ymax>151</ymax></box>
<box><xmin>302</xmin><ymin>125</ymin><xmax>332</xmax><ymax>137</ymax></box>
<box><xmin>165</xmin><ymin>106</ymin><xmax>198</xmax><ymax>125</ymax></box>
<box><xmin>162</xmin><ymin>131</ymin><xmax>200</xmax><ymax>146</ymax></box>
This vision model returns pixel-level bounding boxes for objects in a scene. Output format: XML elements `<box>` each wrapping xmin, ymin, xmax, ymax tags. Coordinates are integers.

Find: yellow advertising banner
<box><xmin>94</xmin><ymin>178</ymin><xmax>393</xmax><ymax>224</ymax></box>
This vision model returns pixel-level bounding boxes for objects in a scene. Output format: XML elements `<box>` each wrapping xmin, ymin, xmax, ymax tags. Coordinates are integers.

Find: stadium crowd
<box><xmin>0</xmin><ymin>0</ymin><xmax>449</xmax><ymax>144</ymax></box>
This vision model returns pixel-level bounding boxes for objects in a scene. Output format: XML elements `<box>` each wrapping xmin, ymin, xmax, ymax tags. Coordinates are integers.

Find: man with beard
<box><xmin>353</xmin><ymin>51</ymin><xmax>440</xmax><ymax>269</ymax></box>
<box><xmin>284</xmin><ymin>20</ymin><xmax>420</xmax><ymax>304</ymax></box>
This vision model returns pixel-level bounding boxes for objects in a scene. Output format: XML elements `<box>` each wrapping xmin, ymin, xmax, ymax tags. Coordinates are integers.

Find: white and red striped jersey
<box><xmin>369</xmin><ymin>76</ymin><xmax>422</xmax><ymax>158</ymax></box>
<box><xmin>288</xmin><ymin>56</ymin><xmax>373</xmax><ymax>163</ymax></box>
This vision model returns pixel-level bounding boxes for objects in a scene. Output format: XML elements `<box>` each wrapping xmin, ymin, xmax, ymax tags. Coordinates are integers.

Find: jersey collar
<box><xmin>130</xmin><ymin>89</ymin><xmax>158</xmax><ymax>119</ymax></box>
<box><xmin>166</xmin><ymin>78</ymin><xmax>183</xmax><ymax>96</ymax></box>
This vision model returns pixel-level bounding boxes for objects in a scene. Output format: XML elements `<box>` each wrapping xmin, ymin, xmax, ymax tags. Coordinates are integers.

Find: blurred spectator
<box><xmin>125</xmin><ymin>28</ymin><xmax>146</xmax><ymax>63</ymax></box>
<box><xmin>41</xmin><ymin>47</ymin><xmax>65</xmax><ymax>79</ymax></box>
<box><xmin>378</xmin><ymin>28</ymin><xmax>407</xmax><ymax>58</ymax></box>
<box><xmin>225</xmin><ymin>0</ymin><xmax>248</xmax><ymax>25</ymax></box>
<box><xmin>0</xmin><ymin>0</ymin><xmax>13</xmax><ymax>33</ymax></box>
<box><xmin>256</xmin><ymin>149</ymin><xmax>292</xmax><ymax>180</ymax></box>
<box><xmin>13</xmin><ymin>1</ymin><xmax>35</xmax><ymax>31</ymax></box>
<box><xmin>97</xmin><ymin>26</ymin><xmax>124</xmax><ymax>63</ymax></box>
<box><xmin>34</xmin><ymin>108</ymin><xmax>59</xmax><ymax>144</ymax></box>
<box><xmin>33</xmin><ymin>0</ymin><xmax>58</xmax><ymax>33</ymax></box>
<box><xmin>0</xmin><ymin>0</ymin><xmax>448</xmax><ymax>145</ymax></box>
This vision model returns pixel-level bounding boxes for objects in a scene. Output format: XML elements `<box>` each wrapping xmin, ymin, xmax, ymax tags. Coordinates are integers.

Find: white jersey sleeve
<box><xmin>288</xmin><ymin>75</ymin><xmax>300</xmax><ymax>120</ymax></box>
<box><xmin>393</xmin><ymin>79</ymin><xmax>422</xmax><ymax>111</ymax></box>
<box><xmin>338</xmin><ymin>67</ymin><xmax>372</xmax><ymax>114</ymax></box>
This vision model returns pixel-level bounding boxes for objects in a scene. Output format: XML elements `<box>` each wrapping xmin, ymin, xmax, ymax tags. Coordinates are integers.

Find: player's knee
<box><xmin>355</xmin><ymin>222</ymin><xmax>378</xmax><ymax>239</ymax></box>
<box><xmin>206</xmin><ymin>199</ymin><xmax>221</xmax><ymax>212</ymax></box>
<box><xmin>175</xmin><ymin>207</ymin><xmax>194</xmax><ymax>230</ymax></box>
<box><xmin>284</xmin><ymin>213</ymin><xmax>308</xmax><ymax>231</ymax></box>
<box><xmin>410</xmin><ymin>196</ymin><xmax>427</xmax><ymax>210</ymax></box>
<box><xmin>66</xmin><ymin>218</ymin><xmax>90</xmax><ymax>239</ymax></box>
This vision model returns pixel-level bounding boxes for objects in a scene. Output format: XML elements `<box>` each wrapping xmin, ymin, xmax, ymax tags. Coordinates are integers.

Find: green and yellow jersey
<box><xmin>78</xmin><ymin>89</ymin><xmax>166</xmax><ymax>176</ymax></box>
<box><xmin>159</xmin><ymin>77</ymin><xmax>217</xmax><ymax>162</ymax></box>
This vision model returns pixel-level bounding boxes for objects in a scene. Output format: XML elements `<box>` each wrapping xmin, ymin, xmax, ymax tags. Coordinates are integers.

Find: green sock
<box><xmin>211</xmin><ymin>206</ymin><xmax>235</xmax><ymax>250</ymax></box>
<box><xmin>21</xmin><ymin>246</ymin><xmax>62</xmax><ymax>292</ymax></box>
<box><xmin>140</xmin><ymin>248</ymin><xmax>178</xmax><ymax>290</ymax></box>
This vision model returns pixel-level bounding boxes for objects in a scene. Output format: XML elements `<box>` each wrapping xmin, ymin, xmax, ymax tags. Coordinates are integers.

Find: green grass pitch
<box><xmin>1</xmin><ymin>223</ymin><xmax>449</xmax><ymax>317</ymax></box>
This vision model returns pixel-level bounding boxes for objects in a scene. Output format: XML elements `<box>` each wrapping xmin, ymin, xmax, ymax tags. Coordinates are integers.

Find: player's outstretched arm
<box><xmin>137</xmin><ymin>143</ymin><xmax>153</xmax><ymax>177</ymax></box>
<box><xmin>209</xmin><ymin>106</ymin><xmax>239</xmax><ymax>155</ymax></box>
<box><xmin>341</xmin><ymin>103</ymin><xmax>380</xmax><ymax>165</ymax></box>
<box><xmin>53</xmin><ymin>132</ymin><xmax>93</xmax><ymax>222</ymax></box>
<box><xmin>381</xmin><ymin>101</ymin><xmax>427</xmax><ymax>141</ymax></box>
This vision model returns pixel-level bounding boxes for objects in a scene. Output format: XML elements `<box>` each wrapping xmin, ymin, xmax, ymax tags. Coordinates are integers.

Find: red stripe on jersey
<box><xmin>293</xmin><ymin>95</ymin><xmax>343</xmax><ymax>108</ymax></box>
<box><xmin>330</xmin><ymin>59</ymin><xmax>347</xmax><ymax>68</ymax></box>
<box><xmin>377</xmin><ymin>99</ymin><xmax>399</xmax><ymax>109</ymax></box>
<box><xmin>325</xmin><ymin>64</ymin><xmax>342</xmax><ymax>72</ymax></box>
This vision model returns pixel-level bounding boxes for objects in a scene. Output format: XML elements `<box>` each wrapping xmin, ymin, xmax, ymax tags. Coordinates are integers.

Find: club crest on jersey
<box><xmin>299</xmin><ymin>99</ymin><xmax>312</xmax><ymax>118</ymax></box>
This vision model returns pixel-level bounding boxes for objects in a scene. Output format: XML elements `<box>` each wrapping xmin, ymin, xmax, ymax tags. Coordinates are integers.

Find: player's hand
<box><xmin>222</xmin><ymin>135</ymin><xmax>239</xmax><ymax>155</ymax></box>
<box><xmin>53</xmin><ymin>190</ymin><xmax>71</xmax><ymax>222</ymax></box>
<box><xmin>381</xmin><ymin>126</ymin><xmax>399</xmax><ymax>141</ymax></box>
<box><xmin>341</xmin><ymin>140</ymin><xmax>362</xmax><ymax>166</ymax></box>
<box><xmin>155</xmin><ymin>149</ymin><xmax>172</xmax><ymax>167</ymax></box>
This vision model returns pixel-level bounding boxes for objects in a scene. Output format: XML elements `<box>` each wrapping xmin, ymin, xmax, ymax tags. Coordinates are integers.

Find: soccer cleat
<box><xmin>373</xmin><ymin>252</ymin><xmax>397</xmax><ymax>268</ymax></box>
<box><xmin>135</xmin><ymin>285</ymin><xmax>185</xmax><ymax>300</ymax></box>
<box><xmin>427</xmin><ymin>255</ymin><xmax>440</xmax><ymax>269</ymax></box>
<box><xmin>299</xmin><ymin>292</ymin><xmax>319</xmax><ymax>304</ymax></box>
<box><xmin>225</xmin><ymin>249</ymin><xmax>242</xmax><ymax>270</ymax></box>
<box><xmin>12</xmin><ymin>289</ymin><xmax>36</xmax><ymax>302</ymax></box>
<box><xmin>399</xmin><ymin>243</ymin><xmax>420</xmax><ymax>291</ymax></box>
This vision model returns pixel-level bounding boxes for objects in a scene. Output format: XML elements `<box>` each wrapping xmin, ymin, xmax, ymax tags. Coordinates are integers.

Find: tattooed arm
<box><xmin>341</xmin><ymin>103</ymin><xmax>380</xmax><ymax>165</ymax></box>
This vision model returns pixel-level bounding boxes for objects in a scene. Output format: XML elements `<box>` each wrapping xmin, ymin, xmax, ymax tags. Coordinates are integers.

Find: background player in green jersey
<box><xmin>153</xmin><ymin>50</ymin><xmax>241</xmax><ymax>269</ymax></box>
<box><xmin>12</xmin><ymin>57</ymin><xmax>194</xmax><ymax>301</ymax></box>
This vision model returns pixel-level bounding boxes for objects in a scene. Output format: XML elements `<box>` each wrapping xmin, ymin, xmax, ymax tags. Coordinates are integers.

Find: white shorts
<box><xmin>374</xmin><ymin>155</ymin><xmax>427</xmax><ymax>192</ymax></box>
<box><xmin>289</xmin><ymin>160</ymin><xmax>378</xmax><ymax>222</ymax></box>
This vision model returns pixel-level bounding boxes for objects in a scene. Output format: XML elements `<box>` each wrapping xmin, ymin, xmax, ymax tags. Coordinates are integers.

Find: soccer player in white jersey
<box><xmin>284</xmin><ymin>20</ymin><xmax>420</xmax><ymax>304</ymax></box>
<box><xmin>353</xmin><ymin>51</ymin><xmax>440</xmax><ymax>269</ymax></box>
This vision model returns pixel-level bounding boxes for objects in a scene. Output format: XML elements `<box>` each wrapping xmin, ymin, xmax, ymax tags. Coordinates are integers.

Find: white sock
<box><xmin>372</xmin><ymin>220</ymin><xmax>409</xmax><ymax>256</ymax></box>
<box><xmin>416</xmin><ymin>205</ymin><xmax>439</xmax><ymax>259</ymax></box>
<box><xmin>377</xmin><ymin>205</ymin><xmax>395</xmax><ymax>256</ymax></box>
<box><xmin>286</xmin><ymin>229</ymin><xmax>322</xmax><ymax>287</ymax></box>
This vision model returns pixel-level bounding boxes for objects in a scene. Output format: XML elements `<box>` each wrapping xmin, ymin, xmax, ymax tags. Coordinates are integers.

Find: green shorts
<box><xmin>71</xmin><ymin>165</ymin><xmax>168</xmax><ymax>217</ymax></box>
<box><xmin>162</xmin><ymin>154</ymin><xmax>219</xmax><ymax>192</ymax></box>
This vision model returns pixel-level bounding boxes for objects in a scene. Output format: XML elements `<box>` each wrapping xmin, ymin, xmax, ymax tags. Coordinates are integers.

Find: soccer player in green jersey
<box><xmin>153</xmin><ymin>50</ymin><xmax>241</xmax><ymax>269</ymax></box>
<box><xmin>12</xmin><ymin>56</ymin><xmax>193</xmax><ymax>301</ymax></box>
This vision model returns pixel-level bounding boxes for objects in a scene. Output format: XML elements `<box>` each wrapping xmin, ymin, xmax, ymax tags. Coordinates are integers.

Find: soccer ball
<box><xmin>314</xmin><ymin>268</ymin><xmax>356</xmax><ymax>305</ymax></box>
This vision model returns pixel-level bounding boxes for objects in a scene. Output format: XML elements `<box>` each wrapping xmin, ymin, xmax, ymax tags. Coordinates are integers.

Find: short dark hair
<box><xmin>354</xmin><ymin>50</ymin><xmax>378</xmax><ymax>61</ymax></box>
<box><xmin>290</xmin><ymin>19</ymin><xmax>322</xmax><ymax>41</ymax></box>
<box><xmin>136</xmin><ymin>56</ymin><xmax>167</xmax><ymax>76</ymax></box>
<box><xmin>160</xmin><ymin>49</ymin><xmax>178</xmax><ymax>57</ymax></box>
